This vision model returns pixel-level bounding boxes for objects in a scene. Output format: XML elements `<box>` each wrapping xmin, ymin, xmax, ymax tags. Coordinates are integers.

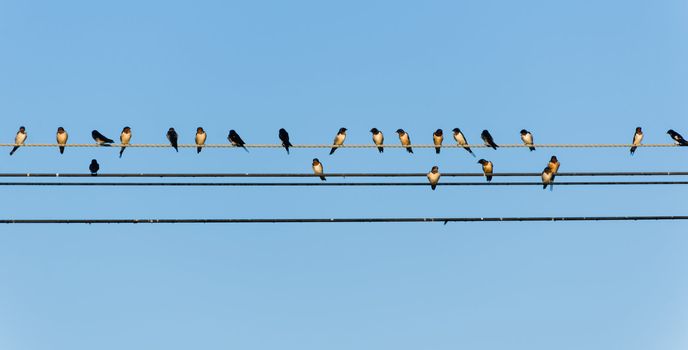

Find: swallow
<box><xmin>167</xmin><ymin>128</ymin><xmax>179</xmax><ymax>152</ymax></box>
<box><xmin>119</xmin><ymin>126</ymin><xmax>131</xmax><ymax>158</ymax></box>
<box><xmin>481</xmin><ymin>130</ymin><xmax>498</xmax><ymax>150</ymax></box>
<box><xmin>452</xmin><ymin>128</ymin><xmax>474</xmax><ymax>156</ymax></box>
<box><xmin>667</xmin><ymin>129</ymin><xmax>688</xmax><ymax>146</ymax></box>
<box><xmin>541</xmin><ymin>166</ymin><xmax>553</xmax><ymax>190</ymax></box>
<box><xmin>9</xmin><ymin>126</ymin><xmax>27</xmax><ymax>156</ymax></box>
<box><xmin>427</xmin><ymin>166</ymin><xmax>440</xmax><ymax>190</ymax></box>
<box><xmin>548</xmin><ymin>155</ymin><xmax>560</xmax><ymax>181</ymax></box>
<box><xmin>89</xmin><ymin>159</ymin><xmax>99</xmax><ymax>176</ymax></box>
<box><xmin>370</xmin><ymin>128</ymin><xmax>384</xmax><ymax>153</ymax></box>
<box><xmin>396</xmin><ymin>129</ymin><xmax>413</xmax><ymax>153</ymax></box>
<box><xmin>195</xmin><ymin>127</ymin><xmax>206</xmax><ymax>153</ymax></box>
<box><xmin>330</xmin><ymin>127</ymin><xmax>347</xmax><ymax>155</ymax></box>
<box><xmin>228</xmin><ymin>129</ymin><xmax>248</xmax><ymax>152</ymax></box>
<box><xmin>92</xmin><ymin>130</ymin><xmax>114</xmax><ymax>145</ymax></box>
<box><xmin>56</xmin><ymin>127</ymin><xmax>68</xmax><ymax>154</ymax></box>
<box><xmin>279</xmin><ymin>128</ymin><xmax>292</xmax><ymax>154</ymax></box>
<box><xmin>312</xmin><ymin>158</ymin><xmax>326</xmax><ymax>181</ymax></box>
<box><xmin>520</xmin><ymin>129</ymin><xmax>535</xmax><ymax>151</ymax></box>
<box><xmin>433</xmin><ymin>129</ymin><xmax>444</xmax><ymax>154</ymax></box>
<box><xmin>630</xmin><ymin>127</ymin><xmax>643</xmax><ymax>155</ymax></box>
<box><xmin>477</xmin><ymin>159</ymin><xmax>493</xmax><ymax>182</ymax></box>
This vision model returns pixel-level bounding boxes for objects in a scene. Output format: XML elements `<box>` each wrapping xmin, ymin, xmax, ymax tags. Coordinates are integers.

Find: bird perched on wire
<box><xmin>10</xmin><ymin>126</ymin><xmax>26</xmax><ymax>156</ymax></box>
<box><xmin>89</xmin><ymin>159</ymin><xmax>99</xmax><ymax>176</ymax></box>
<box><xmin>228</xmin><ymin>130</ymin><xmax>248</xmax><ymax>152</ymax></box>
<box><xmin>427</xmin><ymin>166</ymin><xmax>440</xmax><ymax>190</ymax></box>
<box><xmin>520</xmin><ymin>129</ymin><xmax>535</xmax><ymax>151</ymax></box>
<box><xmin>630</xmin><ymin>127</ymin><xmax>643</xmax><ymax>155</ymax></box>
<box><xmin>56</xmin><ymin>127</ymin><xmax>68</xmax><ymax>154</ymax></box>
<box><xmin>478</xmin><ymin>159</ymin><xmax>493</xmax><ymax>182</ymax></box>
<box><xmin>481</xmin><ymin>130</ymin><xmax>498</xmax><ymax>150</ymax></box>
<box><xmin>166</xmin><ymin>128</ymin><xmax>179</xmax><ymax>152</ymax></box>
<box><xmin>548</xmin><ymin>155</ymin><xmax>560</xmax><ymax>181</ymax></box>
<box><xmin>370</xmin><ymin>128</ymin><xmax>384</xmax><ymax>153</ymax></box>
<box><xmin>452</xmin><ymin>128</ymin><xmax>474</xmax><ymax>156</ymax></box>
<box><xmin>312</xmin><ymin>158</ymin><xmax>326</xmax><ymax>181</ymax></box>
<box><xmin>433</xmin><ymin>129</ymin><xmax>444</xmax><ymax>154</ymax></box>
<box><xmin>667</xmin><ymin>129</ymin><xmax>688</xmax><ymax>146</ymax></box>
<box><xmin>195</xmin><ymin>127</ymin><xmax>206</xmax><ymax>154</ymax></box>
<box><xmin>92</xmin><ymin>130</ymin><xmax>114</xmax><ymax>146</ymax></box>
<box><xmin>119</xmin><ymin>127</ymin><xmax>131</xmax><ymax>158</ymax></box>
<box><xmin>541</xmin><ymin>166</ymin><xmax>553</xmax><ymax>190</ymax></box>
<box><xmin>396</xmin><ymin>129</ymin><xmax>413</xmax><ymax>153</ymax></box>
<box><xmin>330</xmin><ymin>127</ymin><xmax>347</xmax><ymax>155</ymax></box>
<box><xmin>279</xmin><ymin>128</ymin><xmax>292</xmax><ymax>154</ymax></box>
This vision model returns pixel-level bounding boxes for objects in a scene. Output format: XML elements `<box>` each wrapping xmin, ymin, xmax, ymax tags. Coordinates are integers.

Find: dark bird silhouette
<box><xmin>433</xmin><ymin>129</ymin><xmax>443</xmax><ymax>154</ymax></box>
<box><xmin>228</xmin><ymin>130</ymin><xmax>248</xmax><ymax>152</ymax></box>
<box><xmin>10</xmin><ymin>126</ymin><xmax>26</xmax><ymax>156</ymax></box>
<box><xmin>370</xmin><ymin>128</ymin><xmax>384</xmax><ymax>153</ymax></box>
<box><xmin>667</xmin><ymin>129</ymin><xmax>688</xmax><ymax>146</ymax></box>
<box><xmin>92</xmin><ymin>130</ymin><xmax>114</xmax><ymax>145</ymax></box>
<box><xmin>330</xmin><ymin>127</ymin><xmax>347</xmax><ymax>155</ymax></box>
<box><xmin>89</xmin><ymin>159</ymin><xmax>100</xmax><ymax>176</ymax></box>
<box><xmin>396</xmin><ymin>129</ymin><xmax>413</xmax><ymax>153</ymax></box>
<box><xmin>56</xmin><ymin>127</ymin><xmax>68</xmax><ymax>154</ymax></box>
<box><xmin>481</xmin><ymin>130</ymin><xmax>498</xmax><ymax>150</ymax></box>
<box><xmin>630</xmin><ymin>127</ymin><xmax>643</xmax><ymax>155</ymax></box>
<box><xmin>167</xmin><ymin>128</ymin><xmax>179</xmax><ymax>152</ymax></box>
<box><xmin>279</xmin><ymin>128</ymin><xmax>292</xmax><ymax>154</ymax></box>
<box><xmin>452</xmin><ymin>128</ymin><xmax>474</xmax><ymax>156</ymax></box>
<box><xmin>119</xmin><ymin>126</ymin><xmax>131</xmax><ymax>158</ymax></box>
<box><xmin>520</xmin><ymin>129</ymin><xmax>535</xmax><ymax>151</ymax></box>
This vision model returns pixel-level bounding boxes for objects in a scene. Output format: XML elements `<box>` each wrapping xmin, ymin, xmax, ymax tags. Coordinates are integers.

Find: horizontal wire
<box><xmin>1</xmin><ymin>172</ymin><xmax>686</xmax><ymax>178</ymax></box>
<box><xmin>0</xmin><ymin>143</ymin><xmax>683</xmax><ymax>149</ymax></box>
<box><xmin>2</xmin><ymin>215</ymin><xmax>687</xmax><ymax>224</ymax></box>
<box><xmin>1</xmin><ymin>181</ymin><xmax>687</xmax><ymax>186</ymax></box>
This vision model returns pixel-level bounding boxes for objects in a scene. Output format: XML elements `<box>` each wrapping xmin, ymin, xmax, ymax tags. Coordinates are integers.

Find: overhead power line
<box><xmin>2</xmin><ymin>215</ymin><xmax>687</xmax><ymax>224</ymax></box>
<box><xmin>0</xmin><ymin>143</ymin><xmax>683</xmax><ymax>149</ymax></box>
<box><xmin>1</xmin><ymin>172</ymin><xmax>686</xmax><ymax>178</ymax></box>
<box><xmin>1</xmin><ymin>181</ymin><xmax>686</xmax><ymax>186</ymax></box>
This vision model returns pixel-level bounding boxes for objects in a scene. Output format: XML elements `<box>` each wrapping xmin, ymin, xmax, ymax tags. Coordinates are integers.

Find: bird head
<box><xmin>312</xmin><ymin>158</ymin><xmax>320</xmax><ymax>165</ymax></box>
<box><xmin>550</xmin><ymin>156</ymin><xmax>558</xmax><ymax>162</ymax></box>
<box><xmin>477</xmin><ymin>159</ymin><xmax>488</xmax><ymax>165</ymax></box>
<box><xmin>197</xmin><ymin>127</ymin><xmax>204</xmax><ymax>133</ymax></box>
<box><xmin>431</xmin><ymin>166</ymin><xmax>439</xmax><ymax>173</ymax></box>
<box><xmin>338</xmin><ymin>127</ymin><xmax>347</xmax><ymax>134</ymax></box>
<box><xmin>370</xmin><ymin>128</ymin><xmax>379</xmax><ymax>134</ymax></box>
<box><xmin>434</xmin><ymin>129</ymin><xmax>443</xmax><ymax>136</ymax></box>
<box><xmin>636</xmin><ymin>127</ymin><xmax>642</xmax><ymax>133</ymax></box>
<box><xmin>452</xmin><ymin>128</ymin><xmax>461</xmax><ymax>134</ymax></box>
<box><xmin>520</xmin><ymin>129</ymin><xmax>529</xmax><ymax>135</ymax></box>
<box><xmin>19</xmin><ymin>126</ymin><xmax>25</xmax><ymax>132</ymax></box>
<box><xmin>396</xmin><ymin>129</ymin><xmax>405</xmax><ymax>134</ymax></box>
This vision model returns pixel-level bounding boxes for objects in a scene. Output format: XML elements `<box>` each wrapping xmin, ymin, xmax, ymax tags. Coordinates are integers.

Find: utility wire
<box><xmin>1</xmin><ymin>181</ymin><xmax>687</xmax><ymax>186</ymax></box>
<box><xmin>2</xmin><ymin>216</ymin><xmax>687</xmax><ymax>224</ymax></box>
<box><xmin>1</xmin><ymin>172</ymin><xmax>686</xmax><ymax>178</ymax></box>
<box><xmin>0</xmin><ymin>143</ymin><xmax>683</xmax><ymax>149</ymax></box>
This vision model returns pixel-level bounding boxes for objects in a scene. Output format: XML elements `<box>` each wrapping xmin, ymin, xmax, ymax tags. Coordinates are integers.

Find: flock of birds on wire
<box><xmin>5</xmin><ymin>126</ymin><xmax>688</xmax><ymax>190</ymax></box>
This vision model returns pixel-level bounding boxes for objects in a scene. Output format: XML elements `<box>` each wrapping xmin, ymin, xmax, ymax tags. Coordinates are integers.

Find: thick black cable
<box><xmin>0</xmin><ymin>181</ymin><xmax>687</xmax><ymax>186</ymax></box>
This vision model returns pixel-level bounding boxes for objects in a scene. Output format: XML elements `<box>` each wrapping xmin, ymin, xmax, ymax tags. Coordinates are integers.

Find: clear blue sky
<box><xmin>1</xmin><ymin>1</ymin><xmax>687</xmax><ymax>349</ymax></box>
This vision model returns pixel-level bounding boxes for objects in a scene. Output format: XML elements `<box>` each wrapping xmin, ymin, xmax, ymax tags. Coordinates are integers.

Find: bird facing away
<box><xmin>119</xmin><ymin>126</ymin><xmax>131</xmax><ymax>158</ymax></box>
<box><xmin>312</xmin><ymin>158</ymin><xmax>326</xmax><ymax>181</ymax></box>
<box><xmin>279</xmin><ymin>128</ymin><xmax>292</xmax><ymax>154</ymax></box>
<box><xmin>396</xmin><ymin>129</ymin><xmax>413</xmax><ymax>153</ymax></box>
<box><xmin>370</xmin><ymin>128</ymin><xmax>384</xmax><ymax>153</ymax></box>
<box><xmin>195</xmin><ymin>127</ymin><xmax>207</xmax><ymax>154</ymax></box>
<box><xmin>427</xmin><ymin>166</ymin><xmax>440</xmax><ymax>190</ymax></box>
<box><xmin>452</xmin><ymin>128</ymin><xmax>475</xmax><ymax>156</ymax></box>
<box><xmin>667</xmin><ymin>129</ymin><xmax>688</xmax><ymax>146</ymax></box>
<box><xmin>630</xmin><ymin>127</ymin><xmax>643</xmax><ymax>155</ymax></box>
<box><xmin>10</xmin><ymin>126</ymin><xmax>26</xmax><ymax>156</ymax></box>
<box><xmin>89</xmin><ymin>159</ymin><xmax>99</xmax><ymax>176</ymax></box>
<box><xmin>433</xmin><ymin>129</ymin><xmax>444</xmax><ymax>154</ymax></box>
<box><xmin>541</xmin><ymin>166</ymin><xmax>553</xmax><ymax>190</ymax></box>
<box><xmin>520</xmin><ymin>129</ymin><xmax>535</xmax><ymax>151</ymax></box>
<box><xmin>478</xmin><ymin>159</ymin><xmax>493</xmax><ymax>182</ymax></box>
<box><xmin>228</xmin><ymin>130</ymin><xmax>248</xmax><ymax>152</ymax></box>
<box><xmin>167</xmin><ymin>128</ymin><xmax>179</xmax><ymax>152</ymax></box>
<box><xmin>330</xmin><ymin>127</ymin><xmax>347</xmax><ymax>155</ymax></box>
<box><xmin>92</xmin><ymin>130</ymin><xmax>114</xmax><ymax>145</ymax></box>
<box><xmin>481</xmin><ymin>130</ymin><xmax>499</xmax><ymax>150</ymax></box>
<box><xmin>548</xmin><ymin>156</ymin><xmax>560</xmax><ymax>182</ymax></box>
<box><xmin>56</xmin><ymin>127</ymin><xmax>68</xmax><ymax>154</ymax></box>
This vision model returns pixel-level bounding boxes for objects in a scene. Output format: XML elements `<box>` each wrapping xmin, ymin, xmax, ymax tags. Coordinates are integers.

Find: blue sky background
<box><xmin>1</xmin><ymin>0</ymin><xmax>687</xmax><ymax>349</ymax></box>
